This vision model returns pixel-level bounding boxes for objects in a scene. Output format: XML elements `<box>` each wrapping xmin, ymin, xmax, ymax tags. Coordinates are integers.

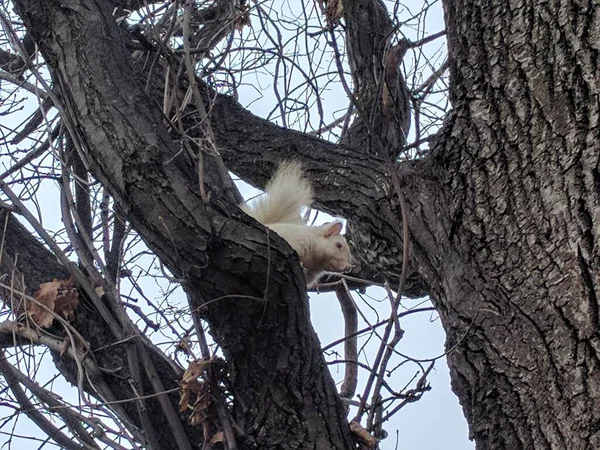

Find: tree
<box><xmin>0</xmin><ymin>0</ymin><xmax>597</xmax><ymax>449</ymax></box>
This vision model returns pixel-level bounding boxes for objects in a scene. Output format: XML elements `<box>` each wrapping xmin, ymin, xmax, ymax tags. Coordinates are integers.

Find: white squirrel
<box><xmin>242</xmin><ymin>161</ymin><xmax>352</xmax><ymax>286</ymax></box>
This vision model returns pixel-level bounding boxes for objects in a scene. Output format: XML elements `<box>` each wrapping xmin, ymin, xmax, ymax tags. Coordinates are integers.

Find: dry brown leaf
<box><xmin>179</xmin><ymin>377</ymin><xmax>202</xmax><ymax>412</ymax></box>
<box><xmin>321</xmin><ymin>0</ymin><xmax>344</xmax><ymax>24</ymax></box>
<box><xmin>210</xmin><ymin>431</ymin><xmax>224</xmax><ymax>443</ymax></box>
<box><xmin>179</xmin><ymin>359</ymin><xmax>209</xmax><ymax>412</ymax></box>
<box><xmin>349</xmin><ymin>420</ymin><xmax>378</xmax><ymax>449</ymax></box>
<box><xmin>181</xmin><ymin>359</ymin><xmax>210</xmax><ymax>384</ymax></box>
<box><xmin>54</xmin><ymin>287</ymin><xmax>79</xmax><ymax>321</ymax></box>
<box><xmin>190</xmin><ymin>391</ymin><xmax>211</xmax><ymax>427</ymax></box>
<box><xmin>179</xmin><ymin>357</ymin><xmax>229</xmax><ymax>433</ymax></box>
<box><xmin>28</xmin><ymin>278</ymin><xmax>79</xmax><ymax>328</ymax></box>
<box><xmin>28</xmin><ymin>280</ymin><xmax>59</xmax><ymax>328</ymax></box>
<box><xmin>179</xmin><ymin>389</ymin><xmax>192</xmax><ymax>412</ymax></box>
<box><xmin>175</xmin><ymin>336</ymin><xmax>193</xmax><ymax>357</ymax></box>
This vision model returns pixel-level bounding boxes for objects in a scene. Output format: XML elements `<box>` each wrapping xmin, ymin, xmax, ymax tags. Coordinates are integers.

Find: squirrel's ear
<box><xmin>323</xmin><ymin>222</ymin><xmax>343</xmax><ymax>238</ymax></box>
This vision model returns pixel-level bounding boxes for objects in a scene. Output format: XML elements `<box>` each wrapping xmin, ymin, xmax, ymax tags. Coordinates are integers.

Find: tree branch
<box><xmin>0</xmin><ymin>351</ymin><xmax>93</xmax><ymax>450</ymax></box>
<box><xmin>12</xmin><ymin>1</ymin><xmax>358</xmax><ymax>446</ymax></box>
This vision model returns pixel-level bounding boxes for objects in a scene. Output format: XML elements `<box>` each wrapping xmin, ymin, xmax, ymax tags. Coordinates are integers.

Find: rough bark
<box><xmin>401</xmin><ymin>1</ymin><xmax>600</xmax><ymax>448</ymax></box>
<box><xmin>11</xmin><ymin>1</ymin><xmax>355</xmax><ymax>448</ymax></box>
<box><xmin>6</xmin><ymin>0</ymin><xmax>600</xmax><ymax>449</ymax></box>
<box><xmin>341</xmin><ymin>0</ymin><xmax>411</xmax><ymax>159</ymax></box>
<box><xmin>208</xmin><ymin>93</ymin><xmax>424</xmax><ymax>294</ymax></box>
<box><xmin>0</xmin><ymin>210</ymin><xmax>203</xmax><ymax>449</ymax></box>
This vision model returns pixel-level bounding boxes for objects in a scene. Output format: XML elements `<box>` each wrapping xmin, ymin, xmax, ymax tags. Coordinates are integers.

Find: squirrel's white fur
<box><xmin>242</xmin><ymin>161</ymin><xmax>352</xmax><ymax>286</ymax></box>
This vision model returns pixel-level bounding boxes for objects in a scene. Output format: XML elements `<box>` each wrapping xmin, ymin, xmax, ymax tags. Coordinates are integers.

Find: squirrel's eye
<box><xmin>335</xmin><ymin>242</ymin><xmax>343</xmax><ymax>250</ymax></box>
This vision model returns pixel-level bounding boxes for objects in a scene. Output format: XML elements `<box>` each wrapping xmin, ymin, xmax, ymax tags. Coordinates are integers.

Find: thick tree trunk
<box><xmin>400</xmin><ymin>1</ymin><xmax>600</xmax><ymax>448</ymax></box>
<box><xmin>8</xmin><ymin>0</ymin><xmax>600</xmax><ymax>449</ymax></box>
<box><xmin>12</xmin><ymin>1</ymin><xmax>355</xmax><ymax>449</ymax></box>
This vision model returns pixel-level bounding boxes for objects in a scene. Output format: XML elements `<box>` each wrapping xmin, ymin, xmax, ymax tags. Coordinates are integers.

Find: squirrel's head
<box><xmin>319</xmin><ymin>222</ymin><xmax>353</xmax><ymax>273</ymax></box>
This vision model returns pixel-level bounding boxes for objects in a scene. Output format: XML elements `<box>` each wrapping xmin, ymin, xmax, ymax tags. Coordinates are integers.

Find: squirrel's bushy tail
<box><xmin>243</xmin><ymin>161</ymin><xmax>313</xmax><ymax>225</ymax></box>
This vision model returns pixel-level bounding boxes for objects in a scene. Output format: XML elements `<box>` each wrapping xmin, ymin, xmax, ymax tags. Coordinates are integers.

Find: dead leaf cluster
<box><xmin>26</xmin><ymin>278</ymin><xmax>79</xmax><ymax>328</ymax></box>
<box><xmin>319</xmin><ymin>0</ymin><xmax>344</xmax><ymax>25</ymax></box>
<box><xmin>179</xmin><ymin>357</ymin><xmax>229</xmax><ymax>445</ymax></box>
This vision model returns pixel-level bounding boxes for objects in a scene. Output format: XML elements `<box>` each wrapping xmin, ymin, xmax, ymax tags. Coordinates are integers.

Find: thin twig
<box><xmin>0</xmin><ymin>351</ymin><xmax>94</xmax><ymax>450</ymax></box>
